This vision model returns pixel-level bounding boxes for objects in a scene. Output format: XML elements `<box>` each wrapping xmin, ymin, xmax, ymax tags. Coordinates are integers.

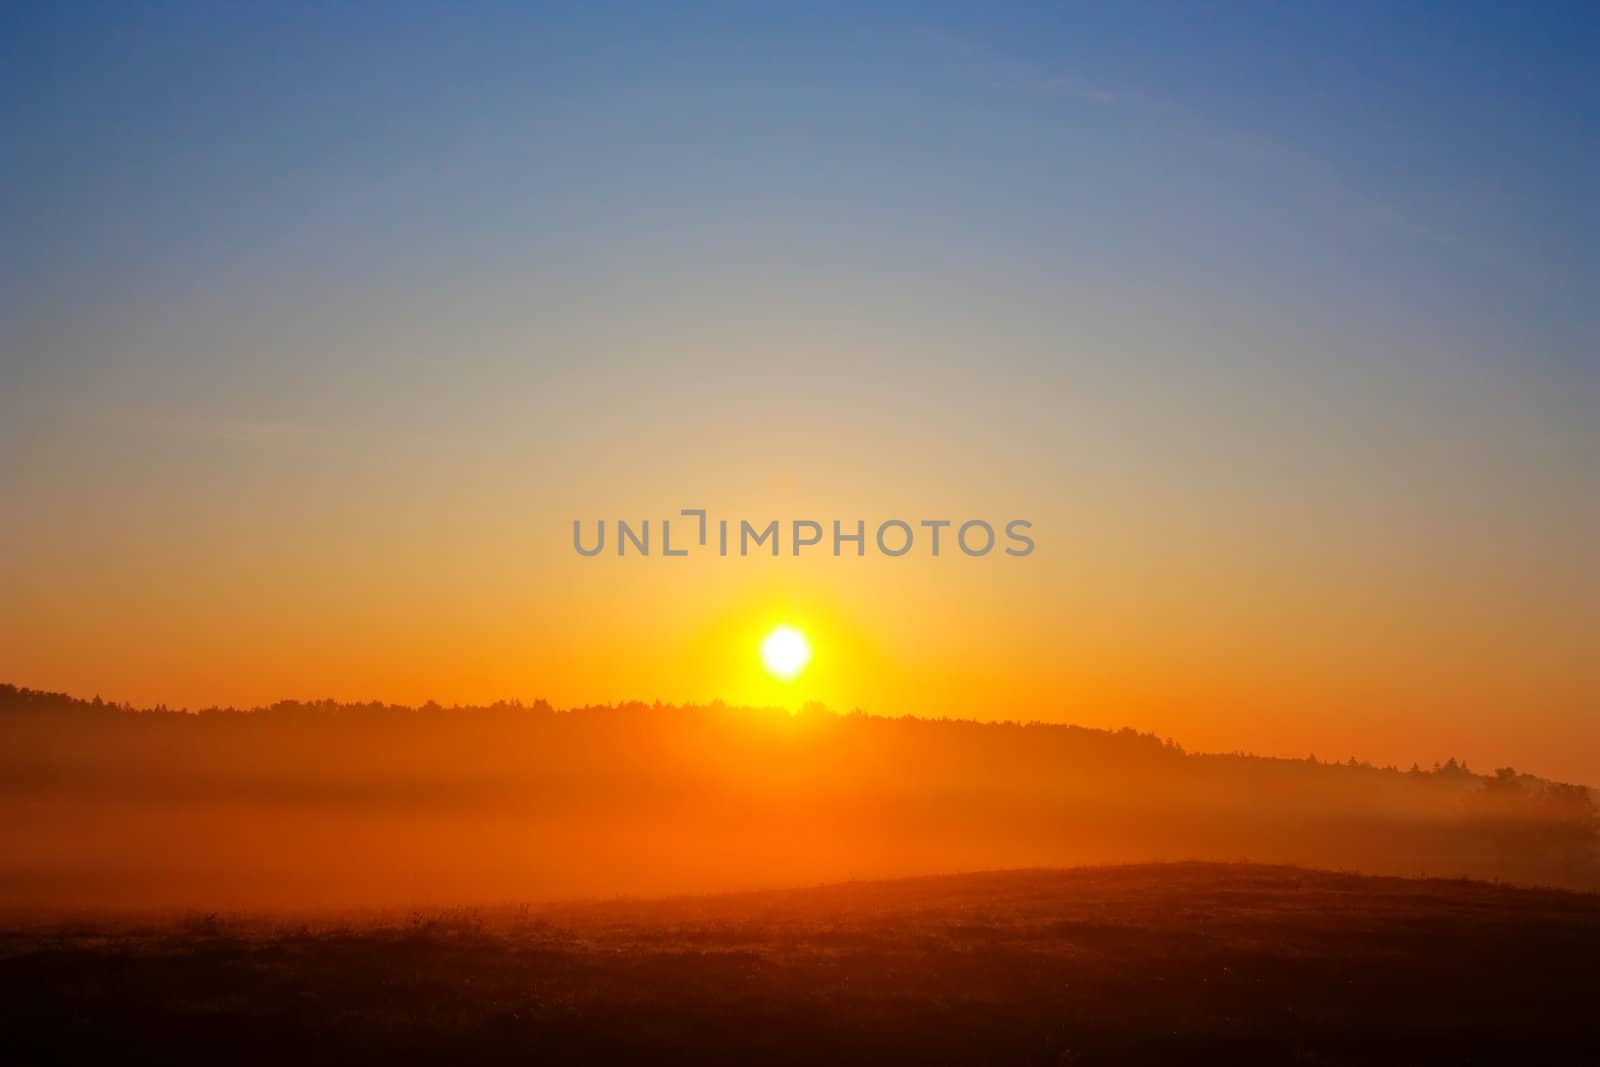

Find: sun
<box><xmin>759</xmin><ymin>624</ymin><xmax>812</xmax><ymax>681</ymax></box>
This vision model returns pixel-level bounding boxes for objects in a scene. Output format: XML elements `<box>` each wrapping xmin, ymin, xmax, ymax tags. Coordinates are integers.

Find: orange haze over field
<box><xmin>4</xmin><ymin>686</ymin><xmax>1596</xmax><ymax>912</ymax></box>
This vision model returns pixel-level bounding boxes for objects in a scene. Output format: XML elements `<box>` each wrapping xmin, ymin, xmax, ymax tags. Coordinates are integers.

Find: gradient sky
<box><xmin>4</xmin><ymin>3</ymin><xmax>1597</xmax><ymax>782</ymax></box>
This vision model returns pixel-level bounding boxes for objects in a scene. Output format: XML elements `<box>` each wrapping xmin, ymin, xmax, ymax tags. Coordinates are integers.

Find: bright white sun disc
<box><xmin>760</xmin><ymin>625</ymin><xmax>812</xmax><ymax>681</ymax></box>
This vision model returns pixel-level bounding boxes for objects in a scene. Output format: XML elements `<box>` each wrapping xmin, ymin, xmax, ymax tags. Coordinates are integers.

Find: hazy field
<box><xmin>6</xmin><ymin>688</ymin><xmax>1597</xmax><ymax>908</ymax></box>
<box><xmin>5</xmin><ymin>862</ymin><xmax>1598</xmax><ymax>1065</ymax></box>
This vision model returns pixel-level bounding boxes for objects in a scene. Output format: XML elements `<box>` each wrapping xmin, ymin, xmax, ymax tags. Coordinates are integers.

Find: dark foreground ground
<box><xmin>4</xmin><ymin>863</ymin><xmax>1599</xmax><ymax>1066</ymax></box>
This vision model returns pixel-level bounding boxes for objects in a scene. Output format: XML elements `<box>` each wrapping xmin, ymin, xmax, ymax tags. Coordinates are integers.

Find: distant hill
<box><xmin>1</xmin><ymin>684</ymin><xmax>1595</xmax><ymax>908</ymax></box>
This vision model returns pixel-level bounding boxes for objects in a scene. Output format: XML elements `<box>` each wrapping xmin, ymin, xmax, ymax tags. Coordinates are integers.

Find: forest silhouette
<box><xmin>2</xmin><ymin>684</ymin><xmax>1595</xmax><ymax>910</ymax></box>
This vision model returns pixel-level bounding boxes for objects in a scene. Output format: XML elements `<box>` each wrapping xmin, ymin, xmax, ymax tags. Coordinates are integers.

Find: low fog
<box><xmin>3</xmin><ymin>685</ymin><xmax>1595</xmax><ymax>911</ymax></box>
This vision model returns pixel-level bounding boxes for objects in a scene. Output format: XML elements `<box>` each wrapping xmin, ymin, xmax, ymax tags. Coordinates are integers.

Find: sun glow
<box><xmin>759</xmin><ymin>625</ymin><xmax>812</xmax><ymax>682</ymax></box>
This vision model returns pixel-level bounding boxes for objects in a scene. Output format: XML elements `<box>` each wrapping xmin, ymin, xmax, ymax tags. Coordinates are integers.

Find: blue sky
<box><xmin>6</xmin><ymin>2</ymin><xmax>1595</xmax><ymax>370</ymax></box>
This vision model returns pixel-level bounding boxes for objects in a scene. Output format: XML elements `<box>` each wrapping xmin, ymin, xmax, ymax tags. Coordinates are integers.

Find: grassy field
<box><xmin>4</xmin><ymin>862</ymin><xmax>1599</xmax><ymax>1065</ymax></box>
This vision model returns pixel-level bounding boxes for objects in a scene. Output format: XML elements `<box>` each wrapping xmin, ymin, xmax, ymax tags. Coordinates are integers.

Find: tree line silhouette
<box><xmin>1</xmin><ymin>683</ymin><xmax>1594</xmax><ymax>909</ymax></box>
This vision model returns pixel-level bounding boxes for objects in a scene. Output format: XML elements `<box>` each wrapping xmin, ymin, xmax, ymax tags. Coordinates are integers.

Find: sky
<box><xmin>3</xmin><ymin>2</ymin><xmax>1597</xmax><ymax>782</ymax></box>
